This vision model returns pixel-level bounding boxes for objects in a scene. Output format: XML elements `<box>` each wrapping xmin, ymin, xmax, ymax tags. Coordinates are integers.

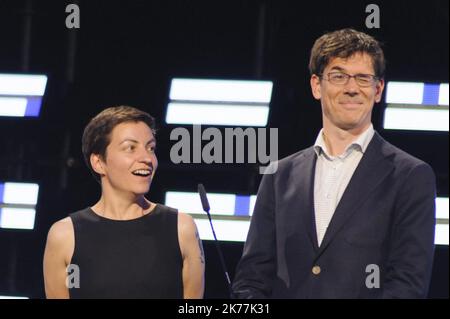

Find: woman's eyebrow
<box><xmin>119</xmin><ymin>138</ymin><xmax>156</xmax><ymax>145</ymax></box>
<box><xmin>119</xmin><ymin>138</ymin><xmax>138</xmax><ymax>145</ymax></box>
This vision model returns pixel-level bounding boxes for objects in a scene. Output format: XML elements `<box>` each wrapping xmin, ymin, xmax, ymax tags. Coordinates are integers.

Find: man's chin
<box><xmin>335</xmin><ymin>117</ymin><xmax>369</xmax><ymax>131</ymax></box>
<box><xmin>336</xmin><ymin>121</ymin><xmax>360</xmax><ymax>131</ymax></box>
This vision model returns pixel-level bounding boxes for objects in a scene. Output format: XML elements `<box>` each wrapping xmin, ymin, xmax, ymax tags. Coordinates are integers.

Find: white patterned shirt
<box><xmin>313</xmin><ymin>125</ymin><xmax>375</xmax><ymax>246</ymax></box>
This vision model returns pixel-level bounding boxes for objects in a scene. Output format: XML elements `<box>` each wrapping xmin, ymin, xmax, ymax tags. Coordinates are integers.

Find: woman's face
<box><xmin>92</xmin><ymin>121</ymin><xmax>158</xmax><ymax>196</ymax></box>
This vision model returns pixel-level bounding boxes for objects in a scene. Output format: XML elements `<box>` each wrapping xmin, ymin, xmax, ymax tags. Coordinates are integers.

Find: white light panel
<box><xmin>0</xmin><ymin>73</ymin><xmax>48</xmax><ymax>117</ymax></box>
<box><xmin>0</xmin><ymin>182</ymin><xmax>39</xmax><ymax>230</ymax></box>
<box><xmin>166</xmin><ymin>78</ymin><xmax>272</xmax><ymax>126</ymax></box>
<box><xmin>384</xmin><ymin>81</ymin><xmax>449</xmax><ymax>132</ymax></box>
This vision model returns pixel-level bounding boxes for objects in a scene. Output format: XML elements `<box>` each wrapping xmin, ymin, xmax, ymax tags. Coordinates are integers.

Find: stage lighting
<box><xmin>165</xmin><ymin>191</ymin><xmax>256</xmax><ymax>242</ymax></box>
<box><xmin>0</xmin><ymin>182</ymin><xmax>39</xmax><ymax>230</ymax></box>
<box><xmin>166</xmin><ymin>78</ymin><xmax>273</xmax><ymax>126</ymax></box>
<box><xmin>383</xmin><ymin>82</ymin><xmax>449</xmax><ymax>131</ymax></box>
<box><xmin>435</xmin><ymin>197</ymin><xmax>449</xmax><ymax>246</ymax></box>
<box><xmin>165</xmin><ymin>191</ymin><xmax>449</xmax><ymax>245</ymax></box>
<box><xmin>0</xmin><ymin>73</ymin><xmax>48</xmax><ymax>117</ymax></box>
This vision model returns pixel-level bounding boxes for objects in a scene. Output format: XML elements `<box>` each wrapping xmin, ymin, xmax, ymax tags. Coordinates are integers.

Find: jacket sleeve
<box><xmin>382</xmin><ymin>163</ymin><xmax>436</xmax><ymax>298</ymax></box>
<box><xmin>232</xmin><ymin>168</ymin><xmax>277</xmax><ymax>298</ymax></box>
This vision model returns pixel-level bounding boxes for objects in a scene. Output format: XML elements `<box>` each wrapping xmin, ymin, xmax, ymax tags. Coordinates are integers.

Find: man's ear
<box><xmin>310</xmin><ymin>74</ymin><xmax>322</xmax><ymax>100</ymax></box>
<box><xmin>90</xmin><ymin>153</ymin><xmax>106</xmax><ymax>176</ymax></box>
<box><xmin>374</xmin><ymin>78</ymin><xmax>385</xmax><ymax>103</ymax></box>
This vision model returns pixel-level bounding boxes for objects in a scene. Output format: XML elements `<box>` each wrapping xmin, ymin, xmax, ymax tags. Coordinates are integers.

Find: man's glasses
<box><xmin>321</xmin><ymin>72</ymin><xmax>379</xmax><ymax>87</ymax></box>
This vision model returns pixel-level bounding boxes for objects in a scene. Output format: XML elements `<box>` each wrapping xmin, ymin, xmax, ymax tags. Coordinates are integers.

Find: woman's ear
<box><xmin>90</xmin><ymin>153</ymin><xmax>106</xmax><ymax>176</ymax></box>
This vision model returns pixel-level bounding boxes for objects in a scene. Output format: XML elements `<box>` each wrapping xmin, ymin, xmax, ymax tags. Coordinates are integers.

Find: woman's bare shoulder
<box><xmin>177</xmin><ymin>212</ymin><xmax>196</xmax><ymax>232</ymax></box>
<box><xmin>47</xmin><ymin>217</ymin><xmax>74</xmax><ymax>243</ymax></box>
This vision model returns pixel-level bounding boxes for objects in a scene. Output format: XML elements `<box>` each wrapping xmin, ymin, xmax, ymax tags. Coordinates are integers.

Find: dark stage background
<box><xmin>0</xmin><ymin>0</ymin><xmax>448</xmax><ymax>298</ymax></box>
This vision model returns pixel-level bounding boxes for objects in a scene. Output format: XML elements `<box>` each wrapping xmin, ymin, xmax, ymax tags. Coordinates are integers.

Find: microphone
<box><xmin>197</xmin><ymin>183</ymin><xmax>234</xmax><ymax>298</ymax></box>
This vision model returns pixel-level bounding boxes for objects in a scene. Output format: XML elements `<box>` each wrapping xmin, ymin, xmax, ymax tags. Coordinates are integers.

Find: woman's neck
<box><xmin>92</xmin><ymin>193</ymin><xmax>153</xmax><ymax>220</ymax></box>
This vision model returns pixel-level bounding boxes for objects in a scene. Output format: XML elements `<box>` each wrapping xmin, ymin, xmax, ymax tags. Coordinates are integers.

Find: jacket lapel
<box><xmin>315</xmin><ymin>132</ymin><xmax>394</xmax><ymax>257</ymax></box>
<box><xmin>291</xmin><ymin>147</ymin><xmax>319</xmax><ymax>251</ymax></box>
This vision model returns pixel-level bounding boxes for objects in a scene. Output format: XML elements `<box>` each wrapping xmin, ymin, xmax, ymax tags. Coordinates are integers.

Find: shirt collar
<box><xmin>314</xmin><ymin>124</ymin><xmax>375</xmax><ymax>159</ymax></box>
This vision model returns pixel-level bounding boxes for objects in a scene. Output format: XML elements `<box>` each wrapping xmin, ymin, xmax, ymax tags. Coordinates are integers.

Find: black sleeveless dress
<box><xmin>68</xmin><ymin>204</ymin><xmax>183</xmax><ymax>299</ymax></box>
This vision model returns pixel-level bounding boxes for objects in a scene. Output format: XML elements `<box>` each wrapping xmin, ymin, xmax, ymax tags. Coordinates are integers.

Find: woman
<box><xmin>43</xmin><ymin>106</ymin><xmax>204</xmax><ymax>298</ymax></box>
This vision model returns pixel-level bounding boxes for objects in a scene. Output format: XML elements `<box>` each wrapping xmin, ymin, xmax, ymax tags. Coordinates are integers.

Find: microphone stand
<box><xmin>198</xmin><ymin>183</ymin><xmax>234</xmax><ymax>299</ymax></box>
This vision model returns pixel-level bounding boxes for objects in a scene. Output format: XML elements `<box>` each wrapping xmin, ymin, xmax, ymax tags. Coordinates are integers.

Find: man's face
<box><xmin>310</xmin><ymin>52</ymin><xmax>384</xmax><ymax>132</ymax></box>
<box><xmin>91</xmin><ymin>121</ymin><xmax>158</xmax><ymax>196</ymax></box>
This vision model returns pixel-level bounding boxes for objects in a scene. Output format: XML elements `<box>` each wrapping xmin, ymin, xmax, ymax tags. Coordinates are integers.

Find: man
<box><xmin>44</xmin><ymin>106</ymin><xmax>205</xmax><ymax>298</ymax></box>
<box><xmin>232</xmin><ymin>29</ymin><xmax>436</xmax><ymax>298</ymax></box>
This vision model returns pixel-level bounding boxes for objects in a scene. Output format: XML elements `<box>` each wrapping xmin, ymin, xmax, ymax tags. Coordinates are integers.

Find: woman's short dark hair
<box><xmin>82</xmin><ymin>106</ymin><xmax>156</xmax><ymax>182</ymax></box>
<box><xmin>309</xmin><ymin>28</ymin><xmax>385</xmax><ymax>78</ymax></box>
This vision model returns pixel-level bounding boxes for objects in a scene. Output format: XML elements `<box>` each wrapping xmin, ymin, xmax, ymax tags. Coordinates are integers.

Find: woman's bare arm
<box><xmin>43</xmin><ymin>217</ymin><xmax>74</xmax><ymax>299</ymax></box>
<box><xmin>178</xmin><ymin>212</ymin><xmax>205</xmax><ymax>299</ymax></box>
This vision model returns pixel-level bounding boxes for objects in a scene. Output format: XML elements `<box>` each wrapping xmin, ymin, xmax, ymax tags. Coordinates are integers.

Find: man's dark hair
<box><xmin>309</xmin><ymin>28</ymin><xmax>385</xmax><ymax>78</ymax></box>
<box><xmin>81</xmin><ymin>106</ymin><xmax>156</xmax><ymax>182</ymax></box>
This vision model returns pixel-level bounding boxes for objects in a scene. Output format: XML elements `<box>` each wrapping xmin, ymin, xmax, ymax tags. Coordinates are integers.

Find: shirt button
<box><xmin>312</xmin><ymin>265</ymin><xmax>321</xmax><ymax>275</ymax></box>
